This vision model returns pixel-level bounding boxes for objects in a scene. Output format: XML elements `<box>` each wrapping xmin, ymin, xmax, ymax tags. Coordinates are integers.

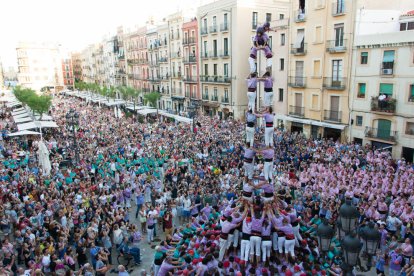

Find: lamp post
<box><xmin>317</xmin><ymin>219</ymin><xmax>335</xmax><ymax>253</ymax></box>
<box><xmin>65</xmin><ymin>109</ymin><xmax>80</xmax><ymax>165</ymax></box>
<box><xmin>359</xmin><ymin>221</ymin><xmax>381</xmax><ymax>271</ymax></box>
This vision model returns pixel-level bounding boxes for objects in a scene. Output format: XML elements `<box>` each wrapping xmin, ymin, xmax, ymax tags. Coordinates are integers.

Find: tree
<box><xmin>26</xmin><ymin>94</ymin><xmax>52</xmax><ymax>120</ymax></box>
<box><xmin>143</xmin><ymin>92</ymin><xmax>161</xmax><ymax>108</ymax></box>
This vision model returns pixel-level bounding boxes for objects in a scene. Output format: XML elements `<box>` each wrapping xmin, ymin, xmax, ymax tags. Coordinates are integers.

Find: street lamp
<box><xmin>341</xmin><ymin>232</ymin><xmax>362</xmax><ymax>275</ymax></box>
<box><xmin>338</xmin><ymin>200</ymin><xmax>359</xmax><ymax>233</ymax></box>
<box><xmin>66</xmin><ymin>109</ymin><xmax>80</xmax><ymax>165</ymax></box>
<box><xmin>359</xmin><ymin>221</ymin><xmax>381</xmax><ymax>270</ymax></box>
<box><xmin>317</xmin><ymin>219</ymin><xmax>335</xmax><ymax>252</ymax></box>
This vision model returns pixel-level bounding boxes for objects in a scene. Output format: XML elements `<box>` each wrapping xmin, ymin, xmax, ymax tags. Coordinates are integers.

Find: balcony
<box><xmin>210</xmin><ymin>51</ymin><xmax>219</xmax><ymax>59</ymax></box>
<box><xmin>326</xmin><ymin>39</ymin><xmax>347</xmax><ymax>53</ymax></box>
<box><xmin>220</xmin><ymin>23</ymin><xmax>229</xmax><ymax>32</ymax></box>
<box><xmin>160</xmin><ymin>74</ymin><xmax>169</xmax><ymax>80</ymax></box>
<box><xmin>288</xmin><ymin>76</ymin><xmax>306</xmax><ymax>88</ymax></box>
<box><xmin>200</xmin><ymin>75</ymin><xmax>231</xmax><ymax>84</ymax></box>
<box><xmin>182</xmin><ymin>76</ymin><xmax>197</xmax><ymax>83</ymax></box>
<box><xmin>209</xmin><ymin>25</ymin><xmax>218</xmax><ymax>34</ymax></box>
<box><xmin>183</xmin><ymin>56</ymin><xmax>197</xmax><ymax>64</ymax></box>
<box><xmin>171</xmin><ymin>88</ymin><xmax>182</xmax><ymax>96</ymax></box>
<box><xmin>381</xmin><ymin>63</ymin><xmax>394</xmax><ymax>76</ymax></box>
<box><xmin>142</xmin><ymin>88</ymin><xmax>150</xmax><ymax>93</ymax></box>
<box><xmin>201</xmin><ymin>52</ymin><xmax>209</xmax><ymax>59</ymax></box>
<box><xmin>365</xmin><ymin>127</ymin><xmax>398</xmax><ymax>143</ymax></box>
<box><xmin>211</xmin><ymin>95</ymin><xmax>218</xmax><ymax>101</ymax></box>
<box><xmin>290</xmin><ymin>43</ymin><xmax>307</xmax><ymax>55</ymax></box>
<box><xmin>201</xmin><ymin>27</ymin><xmax>208</xmax><ymax>36</ymax></box>
<box><xmin>170</xmin><ymin>52</ymin><xmax>181</xmax><ymax>59</ymax></box>
<box><xmin>371</xmin><ymin>96</ymin><xmax>396</xmax><ymax>114</ymax></box>
<box><xmin>149</xmin><ymin>77</ymin><xmax>160</xmax><ymax>82</ymax></box>
<box><xmin>159</xmin><ymin>57</ymin><xmax>168</xmax><ymax>63</ymax></box>
<box><xmin>202</xmin><ymin>94</ymin><xmax>209</xmax><ymax>100</ymax></box>
<box><xmin>183</xmin><ymin>37</ymin><xmax>196</xmax><ymax>45</ymax></box>
<box><xmin>289</xmin><ymin>105</ymin><xmax>305</xmax><ymax>117</ymax></box>
<box><xmin>323</xmin><ymin>77</ymin><xmax>347</xmax><ymax>90</ymax></box>
<box><xmin>324</xmin><ymin>110</ymin><xmax>342</xmax><ymax>123</ymax></box>
<box><xmin>171</xmin><ymin>72</ymin><xmax>182</xmax><ymax>78</ymax></box>
<box><xmin>220</xmin><ymin>50</ymin><xmax>230</xmax><ymax>58</ymax></box>
<box><xmin>221</xmin><ymin>97</ymin><xmax>229</xmax><ymax>104</ymax></box>
<box><xmin>332</xmin><ymin>2</ymin><xmax>346</xmax><ymax>16</ymax></box>
<box><xmin>294</xmin><ymin>10</ymin><xmax>306</xmax><ymax>22</ymax></box>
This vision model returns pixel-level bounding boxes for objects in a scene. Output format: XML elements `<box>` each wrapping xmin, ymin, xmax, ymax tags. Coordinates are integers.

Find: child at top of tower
<box><xmin>248</xmin><ymin>26</ymin><xmax>273</xmax><ymax>76</ymax></box>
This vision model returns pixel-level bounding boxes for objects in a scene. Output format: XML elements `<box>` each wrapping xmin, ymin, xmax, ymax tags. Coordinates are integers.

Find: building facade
<box><xmin>158</xmin><ymin>22</ymin><xmax>171</xmax><ymax>110</ymax></box>
<box><xmin>71</xmin><ymin>52</ymin><xmax>82</xmax><ymax>82</ymax></box>
<box><xmin>349</xmin><ymin>10</ymin><xmax>414</xmax><ymax>162</ymax></box>
<box><xmin>16</xmin><ymin>42</ymin><xmax>64</xmax><ymax>92</ymax></box>
<box><xmin>61</xmin><ymin>56</ymin><xmax>74</xmax><ymax>89</ymax></box>
<box><xmin>197</xmin><ymin>0</ymin><xmax>290</xmax><ymax>119</ymax></box>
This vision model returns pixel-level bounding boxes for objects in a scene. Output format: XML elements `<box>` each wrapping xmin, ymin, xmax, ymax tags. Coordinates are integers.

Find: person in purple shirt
<box><xmin>246</xmin><ymin>73</ymin><xmax>258</xmax><ymax>111</ymax></box>
<box><xmin>219</xmin><ymin>212</ymin><xmax>244</xmax><ymax>261</ymax></box>
<box><xmin>249</xmin><ymin>205</ymin><xmax>265</xmax><ymax>264</ymax></box>
<box><xmin>248</xmin><ymin>27</ymin><xmax>273</xmax><ymax>74</ymax></box>
<box><xmin>257</xmin><ymin>146</ymin><xmax>274</xmax><ymax>184</ymax></box>
<box><xmin>259</xmin><ymin>71</ymin><xmax>274</xmax><ymax>108</ymax></box>
<box><xmin>157</xmin><ymin>257</ymin><xmax>183</xmax><ymax>276</ymax></box>
<box><xmin>243</xmin><ymin>142</ymin><xmax>256</xmax><ymax>180</ymax></box>
<box><xmin>255</xmin><ymin>107</ymin><xmax>275</xmax><ymax>147</ymax></box>
<box><xmin>261</xmin><ymin>216</ymin><xmax>272</xmax><ymax>263</ymax></box>
<box><xmin>245</xmin><ymin>109</ymin><xmax>257</xmax><ymax>147</ymax></box>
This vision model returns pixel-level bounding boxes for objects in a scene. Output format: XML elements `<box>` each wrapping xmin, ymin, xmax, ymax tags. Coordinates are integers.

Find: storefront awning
<box><xmin>201</xmin><ymin>102</ymin><xmax>220</xmax><ymax>108</ymax></box>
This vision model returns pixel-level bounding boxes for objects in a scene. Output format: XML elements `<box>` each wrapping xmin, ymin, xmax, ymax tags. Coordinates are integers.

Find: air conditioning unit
<box><xmin>382</xmin><ymin>69</ymin><xmax>393</xmax><ymax>75</ymax></box>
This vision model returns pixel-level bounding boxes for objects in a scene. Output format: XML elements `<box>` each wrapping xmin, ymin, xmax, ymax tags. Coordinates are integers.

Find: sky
<box><xmin>0</xmin><ymin>0</ymin><xmax>206</xmax><ymax>69</ymax></box>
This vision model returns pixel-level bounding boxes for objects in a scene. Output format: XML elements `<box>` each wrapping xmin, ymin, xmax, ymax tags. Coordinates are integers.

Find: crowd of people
<box><xmin>0</xmin><ymin>93</ymin><xmax>412</xmax><ymax>276</ymax></box>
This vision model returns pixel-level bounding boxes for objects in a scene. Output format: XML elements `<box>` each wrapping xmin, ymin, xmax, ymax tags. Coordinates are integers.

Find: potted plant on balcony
<box><xmin>370</xmin><ymin>96</ymin><xmax>378</xmax><ymax>111</ymax></box>
<box><xmin>387</xmin><ymin>98</ymin><xmax>397</xmax><ymax>112</ymax></box>
<box><xmin>409</xmin><ymin>96</ymin><xmax>414</xmax><ymax>102</ymax></box>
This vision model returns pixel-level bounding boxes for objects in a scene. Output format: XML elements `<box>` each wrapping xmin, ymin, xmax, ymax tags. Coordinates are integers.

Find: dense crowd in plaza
<box><xmin>0</xmin><ymin>92</ymin><xmax>413</xmax><ymax>276</ymax></box>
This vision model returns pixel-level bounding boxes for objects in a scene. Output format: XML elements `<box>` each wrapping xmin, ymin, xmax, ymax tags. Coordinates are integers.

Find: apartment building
<box><xmin>197</xmin><ymin>0</ymin><xmax>290</xmax><ymax>119</ymax></box>
<box><xmin>349</xmin><ymin>10</ymin><xmax>414</xmax><ymax>162</ymax></box>
<box><xmin>61</xmin><ymin>56</ymin><xmax>74</xmax><ymax>89</ymax></box>
<box><xmin>147</xmin><ymin>26</ymin><xmax>161</xmax><ymax>96</ymax></box>
<box><xmin>115</xmin><ymin>27</ymin><xmax>127</xmax><ymax>86</ymax></box>
<box><xmin>16</xmin><ymin>42</ymin><xmax>64</xmax><ymax>91</ymax></box>
<box><xmin>0</xmin><ymin>61</ymin><xmax>4</xmax><ymax>90</ymax></box>
<box><xmin>158</xmin><ymin>22</ymin><xmax>171</xmax><ymax>110</ymax></box>
<box><xmin>182</xmin><ymin>18</ymin><xmax>200</xmax><ymax>108</ymax></box>
<box><xmin>285</xmin><ymin>0</ymin><xmax>358</xmax><ymax>141</ymax></box>
<box><xmin>71</xmin><ymin>52</ymin><xmax>82</xmax><ymax>82</ymax></box>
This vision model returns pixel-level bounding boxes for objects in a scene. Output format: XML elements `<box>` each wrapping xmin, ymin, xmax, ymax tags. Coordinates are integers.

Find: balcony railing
<box><xmin>159</xmin><ymin>57</ymin><xmax>168</xmax><ymax>63</ymax></box>
<box><xmin>202</xmin><ymin>94</ymin><xmax>209</xmax><ymax>100</ymax></box>
<box><xmin>209</xmin><ymin>25</ymin><xmax>218</xmax><ymax>33</ymax></box>
<box><xmin>201</xmin><ymin>27</ymin><xmax>208</xmax><ymax>35</ymax></box>
<box><xmin>220</xmin><ymin>23</ymin><xmax>229</xmax><ymax>32</ymax></box>
<box><xmin>288</xmin><ymin>76</ymin><xmax>306</xmax><ymax>88</ymax></box>
<box><xmin>294</xmin><ymin>10</ymin><xmax>306</xmax><ymax>22</ymax></box>
<box><xmin>201</xmin><ymin>52</ymin><xmax>209</xmax><ymax>59</ymax></box>
<box><xmin>211</xmin><ymin>95</ymin><xmax>218</xmax><ymax>101</ymax></box>
<box><xmin>252</xmin><ymin>22</ymin><xmax>258</xmax><ymax>30</ymax></box>
<box><xmin>290</xmin><ymin>43</ymin><xmax>307</xmax><ymax>55</ymax></box>
<box><xmin>326</xmin><ymin>39</ymin><xmax>347</xmax><ymax>53</ymax></box>
<box><xmin>171</xmin><ymin>72</ymin><xmax>182</xmax><ymax>78</ymax></box>
<box><xmin>210</xmin><ymin>51</ymin><xmax>219</xmax><ymax>59</ymax></box>
<box><xmin>200</xmin><ymin>75</ymin><xmax>231</xmax><ymax>84</ymax></box>
<box><xmin>182</xmin><ymin>76</ymin><xmax>197</xmax><ymax>82</ymax></box>
<box><xmin>171</xmin><ymin>88</ymin><xmax>182</xmax><ymax>96</ymax></box>
<box><xmin>183</xmin><ymin>37</ymin><xmax>196</xmax><ymax>45</ymax></box>
<box><xmin>149</xmin><ymin>77</ymin><xmax>160</xmax><ymax>82</ymax></box>
<box><xmin>381</xmin><ymin>62</ymin><xmax>394</xmax><ymax>75</ymax></box>
<box><xmin>170</xmin><ymin>52</ymin><xmax>181</xmax><ymax>59</ymax></box>
<box><xmin>371</xmin><ymin>96</ymin><xmax>396</xmax><ymax>113</ymax></box>
<box><xmin>289</xmin><ymin>105</ymin><xmax>305</xmax><ymax>117</ymax></box>
<box><xmin>323</xmin><ymin>77</ymin><xmax>347</xmax><ymax>90</ymax></box>
<box><xmin>220</xmin><ymin>50</ymin><xmax>230</xmax><ymax>58</ymax></box>
<box><xmin>160</xmin><ymin>74</ymin><xmax>169</xmax><ymax>80</ymax></box>
<box><xmin>183</xmin><ymin>56</ymin><xmax>197</xmax><ymax>63</ymax></box>
<box><xmin>365</xmin><ymin>127</ymin><xmax>397</xmax><ymax>143</ymax></box>
<box><xmin>324</xmin><ymin>110</ymin><xmax>342</xmax><ymax>123</ymax></box>
<box><xmin>221</xmin><ymin>97</ymin><xmax>229</xmax><ymax>103</ymax></box>
<box><xmin>332</xmin><ymin>1</ymin><xmax>346</xmax><ymax>16</ymax></box>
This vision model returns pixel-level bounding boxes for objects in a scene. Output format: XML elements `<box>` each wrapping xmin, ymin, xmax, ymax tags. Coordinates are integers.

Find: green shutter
<box><xmin>359</xmin><ymin>83</ymin><xmax>366</xmax><ymax>95</ymax></box>
<box><xmin>411</xmin><ymin>85</ymin><xmax>414</xmax><ymax>97</ymax></box>
<box><xmin>361</xmin><ymin>52</ymin><xmax>368</xmax><ymax>57</ymax></box>
<box><xmin>383</xmin><ymin>50</ymin><xmax>395</xmax><ymax>62</ymax></box>
<box><xmin>379</xmin><ymin>83</ymin><xmax>393</xmax><ymax>95</ymax></box>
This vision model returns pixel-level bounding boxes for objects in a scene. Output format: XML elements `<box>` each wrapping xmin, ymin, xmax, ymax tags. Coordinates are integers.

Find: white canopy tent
<box><xmin>13</xmin><ymin>113</ymin><xmax>31</xmax><ymax>119</ymax></box>
<box><xmin>12</xmin><ymin>107</ymin><xmax>26</xmax><ymax>112</ymax></box>
<box><xmin>7</xmin><ymin>101</ymin><xmax>22</xmax><ymax>108</ymax></box>
<box><xmin>35</xmin><ymin>114</ymin><xmax>53</xmax><ymax>121</ymax></box>
<box><xmin>137</xmin><ymin>108</ymin><xmax>157</xmax><ymax>116</ymax></box>
<box><xmin>8</xmin><ymin>130</ymin><xmax>41</xmax><ymax>137</ymax></box>
<box><xmin>12</xmin><ymin>110</ymin><xmax>29</xmax><ymax>116</ymax></box>
<box><xmin>13</xmin><ymin>117</ymin><xmax>33</xmax><ymax>124</ymax></box>
<box><xmin>17</xmin><ymin>121</ymin><xmax>58</xmax><ymax>131</ymax></box>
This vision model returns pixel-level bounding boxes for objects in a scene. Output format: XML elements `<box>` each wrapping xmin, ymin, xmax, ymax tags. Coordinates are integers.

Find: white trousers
<box><xmin>293</xmin><ymin>225</ymin><xmax>302</xmax><ymax>246</ymax></box>
<box><xmin>264</xmin><ymin>127</ymin><xmax>274</xmax><ymax>146</ymax></box>
<box><xmin>285</xmin><ymin>239</ymin><xmax>295</xmax><ymax>256</ymax></box>
<box><xmin>246</xmin><ymin>126</ymin><xmax>255</xmax><ymax>146</ymax></box>
<box><xmin>263</xmin><ymin>161</ymin><xmax>273</xmax><ymax>182</ymax></box>
<box><xmin>266</xmin><ymin>58</ymin><xmax>272</xmax><ymax>68</ymax></box>
<box><xmin>264</xmin><ymin>92</ymin><xmax>273</xmax><ymax>107</ymax></box>
<box><xmin>278</xmin><ymin>236</ymin><xmax>286</xmax><ymax>254</ymax></box>
<box><xmin>240</xmin><ymin>239</ymin><xmax>251</xmax><ymax>261</ymax></box>
<box><xmin>232</xmin><ymin>229</ymin><xmax>240</xmax><ymax>248</ymax></box>
<box><xmin>244</xmin><ymin>162</ymin><xmax>254</xmax><ymax>179</ymax></box>
<box><xmin>261</xmin><ymin>240</ymin><xmax>272</xmax><ymax>262</ymax></box>
<box><xmin>247</xmin><ymin>92</ymin><xmax>256</xmax><ymax>110</ymax></box>
<box><xmin>219</xmin><ymin>238</ymin><xmax>228</xmax><ymax>261</ymax></box>
<box><xmin>272</xmin><ymin>232</ymin><xmax>278</xmax><ymax>251</ymax></box>
<box><xmin>147</xmin><ymin>227</ymin><xmax>154</xmax><ymax>243</ymax></box>
<box><xmin>248</xmin><ymin>57</ymin><xmax>256</xmax><ymax>73</ymax></box>
<box><xmin>227</xmin><ymin>234</ymin><xmax>234</xmax><ymax>249</ymax></box>
<box><xmin>249</xmin><ymin>236</ymin><xmax>262</xmax><ymax>256</ymax></box>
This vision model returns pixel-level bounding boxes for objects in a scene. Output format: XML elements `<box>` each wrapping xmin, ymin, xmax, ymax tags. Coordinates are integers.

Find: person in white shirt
<box><xmin>386</xmin><ymin>212</ymin><xmax>402</xmax><ymax>235</ymax></box>
<box><xmin>183</xmin><ymin>196</ymin><xmax>192</xmax><ymax>222</ymax></box>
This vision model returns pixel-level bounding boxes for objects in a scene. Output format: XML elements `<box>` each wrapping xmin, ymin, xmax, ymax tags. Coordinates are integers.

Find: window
<box><xmin>203</xmin><ymin>41</ymin><xmax>207</xmax><ymax>57</ymax></box>
<box><xmin>409</xmin><ymin>84</ymin><xmax>414</xmax><ymax>102</ymax></box>
<box><xmin>213</xmin><ymin>16</ymin><xmax>217</xmax><ymax>27</ymax></box>
<box><xmin>312</xmin><ymin>95</ymin><xmax>319</xmax><ymax>109</ymax></box>
<box><xmin>213</xmin><ymin>40</ymin><xmax>217</xmax><ymax>56</ymax></box>
<box><xmin>280</xmin><ymin>58</ymin><xmax>285</xmax><ymax>70</ymax></box>
<box><xmin>223</xmin><ymin>38</ymin><xmax>229</xmax><ymax>55</ymax></box>
<box><xmin>400</xmin><ymin>22</ymin><xmax>414</xmax><ymax>31</ymax></box>
<box><xmin>332</xmin><ymin>59</ymin><xmax>343</xmax><ymax>80</ymax></box>
<box><xmin>204</xmin><ymin>87</ymin><xmax>208</xmax><ymax>98</ymax></box>
<box><xmin>280</xmin><ymin>33</ymin><xmax>285</xmax><ymax>46</ymax></box>
<box><xmin>406</xmin><ymin>122</ymin><xmax>414</xmax><ymax>135</ymax></box>
<box><xmin>379</xmin><ymin>83</ymin><xmax>393</xmax><ymax>96</ymax></box>
<box><xmin>266</xmin><ymin>13</ymin><xmax>272</xmax><ymax>22</ymax></box>
<box><xmin>334</xmin><ymin>23</ymin><xmax>344</xmax><ymax>47</ymax></box>
<box><xmin>268</xmin><ymin>36</ymin><xmax>273</xmax><ymax>49</ymax></box>
<box><xmin>224</xmin><ymin>64</ymin><xmax>229</xmax><ymax>77</ymax></box>
<box><xmin>400</xmin><ymin>22</ymin><xmax>407</xmax><ymax>31</ymax></box>
<box><xmin>361</xmin><ymin>52</ymin><xmax>368</xmax><ymax>64</ymax></box>
<box><xmin>382</xmin><ymin>50</ymin><xmax>395</xmax><ymax>74</ymax></box>
<box><xmin>409</xmin><ymin>22</ymin><xmax>414</xmax><ymax>30</ymax></box>
<box><xmin>224</xmin><ymin>88</ymin><xmax>229</xmax><ymax>99</ymax></box>
<box><xmin>278</xmin><ymin>88</ymin><xmax>284</xmax><ymax>102</ymax></box>
<box><xmin>279</xmin><ymin>14</ymin><xmax>285</xmax><ymax>19</ymax></box>
<box><xmin>204</xmin><ymin>64</ymin><xmax>208</xmax><ymax>75</ymax></box>
<box><xmin>356</xmin><ymin>116</ymin><xmax>363</xmax><ymax>126</ymax></box>
<box><xmin>315</xmin><ymin>26</ymin><xmax>322</xmax><ymax>43</ymax></box>
<box><xmin>224</xmin><ymin>13</ymin><xmax>228</xmax><ymax>25</ymax></box>
<box><xmin>357</xmin><ymin>83</ymin><xmax>366</xmax><ymax>98</ymax></box>
<box><xmin>213</xmin><ymin>64</ymin><xmax>218</xmax><ymax>76</ymax></box>
<box><xmin>313</xmin><ymin>60</ymin><xmax>321</xmax><ymax>77</ymax></box>
<box><xmin>203</xmin><ymin>18</ymin><xmax>207</xmax><ymax>31</ymax></box>
<box><xmin>214</xmin><ymin>87</ymin><xmax>218</xmax><ymax>98</ymax></box>
<box><xmin>252</xmin><ymin>12</ymin><xmax>258</xmax><ymax>29</ymax></box>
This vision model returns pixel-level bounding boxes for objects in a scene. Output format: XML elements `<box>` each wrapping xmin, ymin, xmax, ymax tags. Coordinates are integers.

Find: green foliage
<box><xmin>13</xmin><ymin>86</ymin><xmax>52</xmax><ymax>119</ymax></box>
<box><xmin>143</xmin><ymin>92</ymin><xmax>161</xmax><ymax>107</ymax></box>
